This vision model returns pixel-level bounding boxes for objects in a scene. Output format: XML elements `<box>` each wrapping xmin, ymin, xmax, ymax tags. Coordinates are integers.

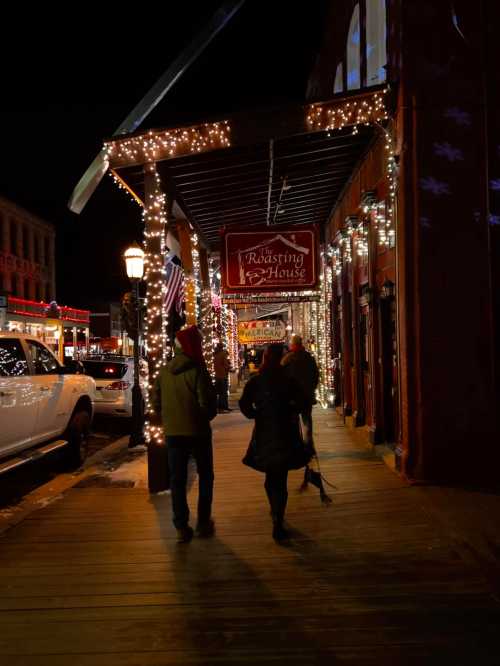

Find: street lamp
<box><xmin>124</xmin><ymin>243</ymin><xmax>145</xmax><ymax>447</ymax></box>
<box><xmin>124</xmin><ymin>243</ymin><xmax>145</xmax><ymax>280</ymax></box>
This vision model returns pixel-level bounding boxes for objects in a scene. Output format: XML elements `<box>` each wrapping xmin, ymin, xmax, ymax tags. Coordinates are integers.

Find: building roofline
<box><xmin>0</xmin><ymin>194</ymin><xmax>55</xmax><ymax>234</ymax></box>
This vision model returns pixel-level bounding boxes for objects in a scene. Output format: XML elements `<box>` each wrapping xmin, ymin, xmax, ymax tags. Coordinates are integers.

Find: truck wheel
<box><xmin>65</xmin><ymin>409</ymin><xmax>90</xmax><ymax>470</ymax></box>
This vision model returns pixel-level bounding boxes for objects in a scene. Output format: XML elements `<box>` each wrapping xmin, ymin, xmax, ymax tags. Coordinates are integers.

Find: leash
<box><xmin>299</xmin><ymin>446</ymin><xmax>336</xmax><ymax>505</ymax></box>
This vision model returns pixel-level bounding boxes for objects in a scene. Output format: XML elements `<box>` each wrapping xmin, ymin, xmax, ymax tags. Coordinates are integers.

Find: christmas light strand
<box><xmin>200</xmin><ymin>286</ymin><xmax>216</xmax><ymax>377</ymax></box>
<box><xmin>142</xmin><ymin>164</ymin><xmax>169</xmax><ymax>445</ymax></box>
<box><xmin>327</xmin><ymin>127</ymin><xmax>397</xmax><ymax>269</ymax></box>
<box><xmin>104</xmin><ymin>122</ymin><xmax>231</xmax><ymax>167</ymax></box>
<box><xmin>306</xmin><ymin>90</ymin><xmax>388</xmax><ymax>136</ymax></box>
<box><xmin>191</xmin><ymin>234</ymin><xmax>201</xmax><ymax>322</ymax></box>
<box><xmin>227</xmin><ymin>308</ymin><xmax>239</xmax><ymax>371</ymax></box>
<box><xmin>315</xmin><ymin>254</ymin><xmax>334</xmax><ymax>408</ymax></box>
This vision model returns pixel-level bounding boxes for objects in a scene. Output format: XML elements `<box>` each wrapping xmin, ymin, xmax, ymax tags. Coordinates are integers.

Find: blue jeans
<box><xmin>166</xmin><ymin>434</ymin><xmax>214</xmax><ymax>529</ymax></box>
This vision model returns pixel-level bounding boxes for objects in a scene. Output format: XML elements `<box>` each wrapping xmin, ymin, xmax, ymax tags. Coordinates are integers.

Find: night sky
<box><xmin>0</xmin><ymin>2</ymin><xmax>329</xmax><ymax>309</ymax></box>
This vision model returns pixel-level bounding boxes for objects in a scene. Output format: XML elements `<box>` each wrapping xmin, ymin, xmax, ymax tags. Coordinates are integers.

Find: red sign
<box><xmin>221</xmin><ymin>225</ymin><xmax>319</xmax><ymax>292</ymax></box>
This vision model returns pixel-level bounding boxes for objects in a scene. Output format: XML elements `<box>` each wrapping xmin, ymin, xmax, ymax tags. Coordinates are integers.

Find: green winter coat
<box><xmin>152</xmin><ymin>352</ymin><xmax>217</xmax><ymax>436</ymax></box>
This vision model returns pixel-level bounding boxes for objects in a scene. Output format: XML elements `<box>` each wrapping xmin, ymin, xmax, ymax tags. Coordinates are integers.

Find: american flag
<box><xmin>164</xmin><ymin>257</ymin><xmax>184</xmax><ymax>315</ymax></box>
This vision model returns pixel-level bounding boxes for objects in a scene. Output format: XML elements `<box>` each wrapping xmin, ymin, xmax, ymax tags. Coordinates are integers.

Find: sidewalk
<box><xmin>0</xmin><ymin>407</ymin><xmax>499</xmax><ymax>665</ymax></box>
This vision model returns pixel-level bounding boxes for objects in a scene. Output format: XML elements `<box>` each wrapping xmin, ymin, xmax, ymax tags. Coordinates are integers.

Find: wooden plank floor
<box><xmin>1</xmin><ymin>407</ymin><xmax>500</xmax><ymax>665</ymax></box>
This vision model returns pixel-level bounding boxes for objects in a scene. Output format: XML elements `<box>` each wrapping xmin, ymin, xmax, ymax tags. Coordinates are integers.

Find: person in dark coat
<box><xmin>213</xmin><ymin>342</ymin><xmax>231</xmax><ymax>412</ymax></box>
<box><xmin>152</xmin><ymin>326</ymin><xmax>217</xmax><ymax>543</ymax></box>
<box><xmin>239</xmin><ymin>343</ymin><xmax>306</xmax><ymax>541</ymax></box>
<box><xmin>281</xmin><ymin>334</ymin><xmax>319</xmax><ymax>445</ymax></box>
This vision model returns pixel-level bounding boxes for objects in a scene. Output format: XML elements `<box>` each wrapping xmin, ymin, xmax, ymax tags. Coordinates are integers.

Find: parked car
<box><xmin>83</xmin><ymin>357</ymin><xmax>147</xmax><ymax>418</ymax></box>
<box><xmin>0</xmin><ymin>333</ymin><xmax>97</xmax><ymax>469</ymax></box>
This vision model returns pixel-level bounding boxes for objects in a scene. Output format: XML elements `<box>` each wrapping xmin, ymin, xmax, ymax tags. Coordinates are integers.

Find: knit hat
<box><xmin>175</xmin><ymin>326</ymin><xmax>205</xmax><ymax>365</ymax></box>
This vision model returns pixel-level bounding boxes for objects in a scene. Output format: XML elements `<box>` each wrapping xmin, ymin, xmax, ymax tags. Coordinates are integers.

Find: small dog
<box><xmin>300</xmin><ymin>464</ymin><xmax>334</xmax><ymax>504</ymax></box>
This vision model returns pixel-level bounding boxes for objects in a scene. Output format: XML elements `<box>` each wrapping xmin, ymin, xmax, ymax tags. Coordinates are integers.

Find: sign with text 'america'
<box><xmin>221</xmin><ymin>225</ymin><xmax>318</xmax><ymax>292</ymax></box>
<box><xmin>237</xmin><ymin>319</ymin><xmax>286</xmax><ymax>345</ymax></box>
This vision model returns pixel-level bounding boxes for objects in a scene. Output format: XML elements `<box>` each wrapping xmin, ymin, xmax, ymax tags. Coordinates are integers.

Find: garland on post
<box><xmin>142</xmin><ymin>164</ymin><xmax>168</xmax><ymax>445</ymax></box>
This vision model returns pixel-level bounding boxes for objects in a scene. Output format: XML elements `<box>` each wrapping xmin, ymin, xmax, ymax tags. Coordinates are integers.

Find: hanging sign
<box><xmin>221</xmin><ymin>225</ymin><xmax>319</xmax><ymax>292</ymax></box>
<box><xmin>238</xmin><ymin>319</ymin><xmax>286</xmax><ymax>345</ymax></box>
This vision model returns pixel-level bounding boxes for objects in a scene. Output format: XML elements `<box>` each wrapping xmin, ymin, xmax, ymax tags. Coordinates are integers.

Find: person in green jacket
<box><xmin>152</xmin><ymin>325</ymin><xmax>217</xmax><ymax>543</ymax></box>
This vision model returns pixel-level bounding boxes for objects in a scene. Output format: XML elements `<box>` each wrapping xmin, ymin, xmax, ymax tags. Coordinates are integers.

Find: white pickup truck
<box><xmin>0</xmin><ymin>332</ymin><xmax>96</xmax><ymax>471</ymax></box>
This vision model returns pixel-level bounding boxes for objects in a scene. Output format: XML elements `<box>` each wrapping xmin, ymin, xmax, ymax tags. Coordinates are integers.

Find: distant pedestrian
<box><xmin>152</xmin><ymin>326</ymin><xmax>217</xmax><ymax>543</ymax></box>
<box><xmin>214</xmin><ymin>342</ymin><xmax>231</xmax><ymax>412</ymax></box>
<box><xmin>239</xmin><ymin>343</ymin><xmax>309</xmax><ymax>541</ymax></box>
<box><xmin>281</xmin><ymin>335</ymin><xmax>319</xmax><ymax>445</ymax></box>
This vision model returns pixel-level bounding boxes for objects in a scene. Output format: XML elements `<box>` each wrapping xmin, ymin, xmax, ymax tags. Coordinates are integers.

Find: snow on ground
<box><xmin>103</xmin><ymin>453</ymin><xmax>148</xmax><ymax>488</ymax></box>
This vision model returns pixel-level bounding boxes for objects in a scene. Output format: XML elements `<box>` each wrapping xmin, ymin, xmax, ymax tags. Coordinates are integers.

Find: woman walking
<box><xmin>239</xmin><ymin>343</ymin><xmax>309</xmax><ymax>541</ymax></box>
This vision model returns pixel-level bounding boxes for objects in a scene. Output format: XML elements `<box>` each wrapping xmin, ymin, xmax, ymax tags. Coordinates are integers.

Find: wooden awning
<box><xmin>105</xmin><ymin>86</ymin><xmax>388</xmax><ymax>249</ymax></box>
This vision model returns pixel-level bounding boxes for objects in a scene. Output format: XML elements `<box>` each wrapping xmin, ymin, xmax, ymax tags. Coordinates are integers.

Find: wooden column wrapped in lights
<box><xmin>142</xmin><ymin>162</ymin><xmax>168</xmax><ymax>448</ymax></box>
<box><xmin>177</xmin><ymin>220</ymin><xmax>197</xmax><ymax>325</ymax></box>
<box><xmin>199</xmin><ymin>247</ymin><xmax>216</xmax><ymax>376</ymax></box>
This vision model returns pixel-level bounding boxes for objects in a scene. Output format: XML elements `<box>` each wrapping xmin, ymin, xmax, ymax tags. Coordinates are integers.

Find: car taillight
<box><xmin>106</xmin><ymin>381</ymin><xmax>131</xmax><ymax>390</ymax></box>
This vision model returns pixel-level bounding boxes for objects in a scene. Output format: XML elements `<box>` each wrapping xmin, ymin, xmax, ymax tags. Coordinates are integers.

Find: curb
<box><xmin>0</xmin><ymin>435</ymin><xmax>130</xmax><ymax>537</ymax></box>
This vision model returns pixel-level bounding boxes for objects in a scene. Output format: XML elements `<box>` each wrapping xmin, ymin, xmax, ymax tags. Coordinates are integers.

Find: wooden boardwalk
<box><xmin>1</xmin><ymin>408</ymin><xmax>500</xmax><ymax>665</ymax></box>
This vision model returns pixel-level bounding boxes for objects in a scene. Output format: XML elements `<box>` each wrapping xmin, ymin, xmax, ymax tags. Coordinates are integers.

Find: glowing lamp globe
<box><xmin>124</xmin><ymin>243</ymin><xmax>145</xmax><ymax>280</ymax></box>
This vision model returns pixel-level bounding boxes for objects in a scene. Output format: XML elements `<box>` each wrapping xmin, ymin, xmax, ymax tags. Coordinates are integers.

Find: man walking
<box><xmin>152</xmin><ymin>326</ymin><xmax>217</xmax><ymax>543</ymax></box>
<box><xmin>213</xmin><ymin>342</ymin><xmax>231</xmax><ymax>413</ymax></box>
<box><xmin>281</xmin><ymin>334</ymin><xmax>319</xmax><ymax>445</ymax></box>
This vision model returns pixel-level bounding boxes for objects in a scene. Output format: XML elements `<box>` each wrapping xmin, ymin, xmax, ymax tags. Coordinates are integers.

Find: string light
<box><xmin>104</xmin><ymin>122</ymin><xmax>231</xmax><ymax>167</ymax></box>
<box><xmin>200</xmin><ymin>286</ymin><xmax>216</xmax><ymax>377</ymax></box>
<box><xmin>227</xmin><ymin>308</ymin><xmax>239</xmax><ymax>370</ymax></box>
<box><xmin>355</xmin><ymin>223</ymin><xmax>369</xmax><ymax>257</ymax></box>
<box><xmin>222</xmin><ymin>290</ymin><xmax>320</xmax><ymax>307</ymax></box>
<box><xmin>191</xmin><ymin>233</ymin><xmax>201</xmax><ymax>322</ymax></box>
<box><xmin>220</xmin><ymin>304</ymin><xmax>229</xmax><ymax>346</ymax></box>
<box><xmin>142</xmin><ymin>163</ymin><xmax>169</xmax><ymax>446</ymax></box>
<box><xmin>108</xmin><ymin>171</ymin><xmax>143</xmax><ymax>207</ymax></box>
<box><xmin>339</xmin><ymin>229</ymin><xmax>353</xmax><ymax>263</ymax></box>
<box><xmin>313</xmin><ymin>253</ymin><xmax>334</xmax><ymax>408</ymax></box>
<box><xmin>332</xmin><ymin>246</ymin><xmax>342</xmax><ymax>276</ymax></box>
<box><xmin>306</xmin><ymin>89</ymin><xmax>388</xmax><ymax>136</ymax></box>
<box><xmin>103</xmin><ymin>89</ymin><xmax>393</xmax><ymax>433</ymax></box>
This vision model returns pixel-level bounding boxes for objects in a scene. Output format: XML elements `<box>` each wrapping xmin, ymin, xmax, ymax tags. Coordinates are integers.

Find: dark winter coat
<box><xmin>281</xmin><ymin>347</ymin><xmax>319</xmax><ymax>404</ymax></box>
<box><xmin>239</xmin><ymin>368</ymin><xmax>310</xmax><ymax>472</ymax></box>
<box><xmin>152</xmin><ymin>351</ymin><xmax>217</xmax><ymax>436</ymax></box>
<box><xmin>213</xmin><ymin>349</ymin><xmax>230</xmax><ymax>380</ymax></box>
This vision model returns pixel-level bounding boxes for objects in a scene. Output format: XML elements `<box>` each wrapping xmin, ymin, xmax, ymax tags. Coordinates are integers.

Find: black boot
<box><xmin>272</xmin><ymin>515</ymin><xmax>290</xmax><ymax>542</ymax></box>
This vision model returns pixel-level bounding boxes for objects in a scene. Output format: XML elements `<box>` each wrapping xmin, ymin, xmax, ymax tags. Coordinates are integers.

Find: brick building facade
<box><xmin>0</xmin><ymin>195</ymin><xmax>56</xmax><ymax>302</ymax></box>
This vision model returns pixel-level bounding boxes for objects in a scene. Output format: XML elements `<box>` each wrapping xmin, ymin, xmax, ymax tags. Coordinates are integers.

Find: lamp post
<box><xmin>124</xmin><ymin>243</ymin><xmax>145</xmax><ymax>448</ymax></box>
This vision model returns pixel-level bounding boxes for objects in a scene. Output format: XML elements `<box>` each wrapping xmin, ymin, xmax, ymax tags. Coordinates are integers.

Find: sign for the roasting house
<box><xmin>238</xmin><ymin>319</ymin><xmax>286</xmax><ymax>345</ymax></box>
<box><xmin>221</xmin><ymin>225</ymin><xmax>319</xmax><ymax>292</ymax></box>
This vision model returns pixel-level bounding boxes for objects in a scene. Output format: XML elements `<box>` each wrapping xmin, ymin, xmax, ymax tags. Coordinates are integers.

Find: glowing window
<box><xmin>346</xmin><ymin>4</ymin><xmax>361</xmax><ymax>90</ymax></box>
<box><xmin>366</xmin><ymin>0</ymin><xmax>387</xmax><ymax>85</ymax></box>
